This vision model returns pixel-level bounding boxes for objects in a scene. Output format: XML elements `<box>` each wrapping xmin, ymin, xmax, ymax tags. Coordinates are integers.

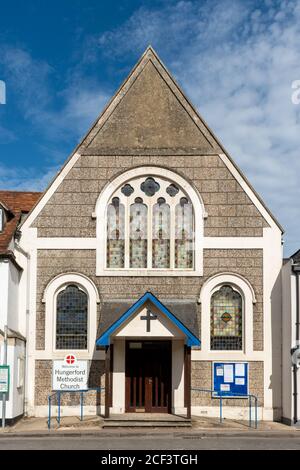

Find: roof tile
<box><xmin>0</xmin><ymin>191</ymin><xmax>42</xmax><ymax>255</ymax></box>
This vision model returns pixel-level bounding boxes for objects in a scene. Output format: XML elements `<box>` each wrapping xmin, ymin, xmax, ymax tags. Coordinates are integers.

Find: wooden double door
<box><xmin>125</xmin><ymin>340</ymin><xmax>172</xmax><ymax>413</ymax></box>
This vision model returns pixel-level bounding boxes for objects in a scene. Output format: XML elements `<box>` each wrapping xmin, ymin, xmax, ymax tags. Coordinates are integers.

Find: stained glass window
<box><xmin>105</xmin><ymin>175</ymin><xmax>195</xmax><ymax>271</ymax></box>
<box><xmin>56</xmin><ymin>285</ymin><xmax>88</xmax><ymax>350</ymax></box>
<box><xmin>130</xmin><ymin>198</ymin><xmax>148</xmax><ymax>268</ymax></box>
<box><xmin>107</xmin><ymin>197</ymin><xmax>125</xmax><ymax>268</ymax></box>
<box><xmin>210</xmin><ymin>285</ymin><xmax>243</xmax><ymax>350</ymax></box>
<box><xmin>152</xmin><ymin>198</ymin><xmax>170</xmax><ymax>268</ymax></box>
<box><xmin>175</xmin><ymin>197</ymin><xmax>193</xmax><ymax>268</ymax></box>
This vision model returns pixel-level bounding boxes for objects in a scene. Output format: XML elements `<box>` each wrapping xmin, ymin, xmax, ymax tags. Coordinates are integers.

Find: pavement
<box><xmin>0</xmin><ymin>415</ymin><xmax>298</xmax><ymax>438</ymax></box>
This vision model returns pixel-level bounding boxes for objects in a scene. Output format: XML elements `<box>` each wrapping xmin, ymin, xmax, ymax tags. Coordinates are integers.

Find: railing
<box><xmin>47</xmin><ymin>387</ymin><xmax>104</xmax><ymax>430</ymax></box>
<box><xmin>191</xmin><ymin>388</ymin><xmax>258</xmax><ymax>429</ymax></box>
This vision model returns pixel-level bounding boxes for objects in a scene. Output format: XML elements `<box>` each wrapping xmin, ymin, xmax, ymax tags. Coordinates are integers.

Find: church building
<box><xmin>12</xmin><ymin>47</ymin><xmax>283</xmax><ymax>421</ymax></box>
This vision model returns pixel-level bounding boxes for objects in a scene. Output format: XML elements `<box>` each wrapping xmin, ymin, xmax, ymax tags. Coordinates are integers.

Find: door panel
<box><xmin>125</xmin><ymin>341</ymin><xmax>172</xmax><ymax>413</ymax></box>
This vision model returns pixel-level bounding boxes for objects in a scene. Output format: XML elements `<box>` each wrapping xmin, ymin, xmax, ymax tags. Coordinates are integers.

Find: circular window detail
<box><xmin>140</xmin><ymin>177</ymin><xmax>160</xmax><ymax>197</ymax></box>
<box><xmin>221</xmin><ymin>312</ymin><xmax>232</xmax><ymax>323</ymax></box>
<box><xmin>166</xmin><ymin>183</ymin><xmax>179</xmax><ymax>197</ymax></box>
<box><xmin>121</xmin><ymin>184</ymin><xmax>134</xmax><ymax>197</ymax></box>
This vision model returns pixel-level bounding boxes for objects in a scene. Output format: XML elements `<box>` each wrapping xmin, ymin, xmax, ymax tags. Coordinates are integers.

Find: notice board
<box><xmin>213</xmin><ymin>362</ymin><xmax>248</xmax><ymax>397</ymax></box>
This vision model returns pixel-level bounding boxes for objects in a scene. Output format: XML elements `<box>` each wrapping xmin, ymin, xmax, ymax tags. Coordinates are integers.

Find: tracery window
<box><xmin>210</xmin><ymin>285</ymin><xmax>243</xmax><ymax>350</ymax></box>
<box><xmin>56</xmin><ymin>284</ymin><xmax>88</xmax><ymax>350</ymax></box>
<box><xmin>106</xmin><ymin>176</ymin><xmax>194</xmax><ymax>270</ymax></box>
<box><xmin>107</xmin><ymin>198</ymin><xmax>125</xmax><ymax>268</ymax></box>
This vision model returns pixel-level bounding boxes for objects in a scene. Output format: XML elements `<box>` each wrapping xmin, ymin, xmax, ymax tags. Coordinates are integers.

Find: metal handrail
<box><xmin>47</xmin><ymin>387</ymin><xmax>104</xmax><ymax>430</ymax></box>
<box><xmin>191</xmin><ymin>388</ymin><xmax>258</xmax><ymax>428</ymax></box>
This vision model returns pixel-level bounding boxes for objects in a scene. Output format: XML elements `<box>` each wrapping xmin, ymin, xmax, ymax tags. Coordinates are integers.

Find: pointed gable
<box><xmin>21</xmin><ymin>46</ymin><xmax>283</xmax><ymax>235</ymax></box>
<box><xmin>83</xmin><ymin>47</ymin><xmax>221</xmax><ymax>154</ymax></box>
<box><xmin>87</xmin><ymin>59</ymin><xmax>214</xmax><ymax>152</ymax></box>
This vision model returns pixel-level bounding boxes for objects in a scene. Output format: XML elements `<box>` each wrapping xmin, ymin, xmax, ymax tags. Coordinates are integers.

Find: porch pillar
<box><xmin>184</xmin><ymin>345</ymin><xmax>191</xmax><ymax>419</ymax></box>
<box><xmin>105</xmin><ymin>345</ymin><xmax>111</xmax><ymax>418</ymax></box>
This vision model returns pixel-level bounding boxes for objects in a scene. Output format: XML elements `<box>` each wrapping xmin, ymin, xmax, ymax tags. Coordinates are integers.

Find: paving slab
<box><xmin>0</xmin><ymin>415</ymin><xmax>298</xmax><ymax>438</ymax></box>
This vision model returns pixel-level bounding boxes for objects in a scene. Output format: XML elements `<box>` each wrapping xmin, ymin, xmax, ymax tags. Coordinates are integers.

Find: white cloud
<box><xmin>0</xmin><ymin>163</ymin><xmax>59</xmax><ymax>192</ymax></box>
<box><xmin>0</xmin><ymin>46</ymin><xmax>109</xmax><ymax>142</ymax></box>
<box><xmin>0</xmin><ymin>45</ymin><xmax>109</xmax><ymax>189</ymax></box>
<box><xmin>1</xmin><ymin>0</ymin><xmax>300</xmax><ymax>255</ymax></box>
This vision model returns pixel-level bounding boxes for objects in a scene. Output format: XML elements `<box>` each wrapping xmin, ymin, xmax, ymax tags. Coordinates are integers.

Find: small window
<box><xmin>56</xmin><ymin>284</ymin><xmax>88</xmax><ymax>350</ymax></box>
<box><xmin>210</xmin><ymin>285</ymin><xmax>243</xmax><ymax>350</ymax></box>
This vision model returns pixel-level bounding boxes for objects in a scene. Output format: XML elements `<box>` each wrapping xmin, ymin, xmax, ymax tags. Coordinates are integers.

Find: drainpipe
<box><xmin>292</xmin><ymin>263</ymin><xmax>300</xmax><ymax>425</ymax></box>
<box><xmin>15</xmin><ymin>242</ymin><xmax>30</xmax><ymax>417</ymax></box>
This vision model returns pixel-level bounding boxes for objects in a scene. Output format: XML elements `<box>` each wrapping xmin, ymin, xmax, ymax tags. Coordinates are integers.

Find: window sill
<box><xmin>96</xmin><ymin>268</ymin><xmax>203</xmax><ymax>277</ymax></box>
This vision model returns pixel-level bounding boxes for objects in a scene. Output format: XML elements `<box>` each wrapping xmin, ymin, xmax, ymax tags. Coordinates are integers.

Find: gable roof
<box><xmin>96</xmin><ymin>292</ymin><xmax>201</xmax><ymax>347</ymax></box>
<box><xmin>291</xmin><ymin>249</ymin><xmax>300</xmax><ymax>264</ymax></box>
<box><xmin>0</xmin><ymin>191</ymin><xmax>42</xmax><ymax>258</ymax></box>
<box><xmin>84</xmin><ymin>54</ymin><xmax>219</xmax><ymax>153</ymax></box>
<box><xmin>20</xmin><ymin>46</ymin><xmax>283</xmax><ymax>233</ymax></box>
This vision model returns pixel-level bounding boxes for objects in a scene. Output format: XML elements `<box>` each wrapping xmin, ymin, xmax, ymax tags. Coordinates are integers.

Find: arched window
<box><xmin>56</xmin><ymin>284</ymin><xmax>88</xmax><ymax>350</ymax></box>
<box><xmin>152</xmin><ymin>198</ymin><xmax>170</xmax><ymax>268</ymax></box>
<box><xmin>175</xmin><ymin>197</ymin><xmax>193</xmax><ymax>269</ymax></box>
<box><xmin>130</xmin><ymin>197</ymin><xmax>148</xmax><ymax>268</ymax></box>
<box><xmin>107</xmin><ymin>197</ymin><xmax>125</xmax><ymax>268</ymax></box>
<box><xmin>105</xmin><ymin>175</ymin><xmax>195</xmax><ymax>271</ymax></box>
<box><xmin>210</xmin><ymin>285</ymin><xmax>243</xmax><ymax>350</ymax></box>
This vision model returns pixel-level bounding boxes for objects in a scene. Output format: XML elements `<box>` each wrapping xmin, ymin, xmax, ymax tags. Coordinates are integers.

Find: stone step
<box><xmin>103</xmin><ymin>414</ymin><xmax>192</xmax><ymax>428</ymax></box>
<box><xmin>103</xmin><ymin>420</ymin><xmax>191</xmax><ymax>428</ymax></box>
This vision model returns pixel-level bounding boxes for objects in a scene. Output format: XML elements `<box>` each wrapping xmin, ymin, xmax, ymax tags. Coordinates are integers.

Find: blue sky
<box><xmin>0</xmin><ymin>0</ymin><xmax>300</xmax><ymax>255</ymax></box>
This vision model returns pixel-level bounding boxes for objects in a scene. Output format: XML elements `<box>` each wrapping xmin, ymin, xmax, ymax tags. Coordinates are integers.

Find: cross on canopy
<box><xmin>140</xmin><ymin>308</ymin><xmax>157</xmax><ymax>332</ymax></box>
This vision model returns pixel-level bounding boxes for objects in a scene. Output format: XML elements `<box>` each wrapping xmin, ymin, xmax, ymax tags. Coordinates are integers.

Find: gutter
<box><xmin>0</xmin><ymin>251</ymin><xmax>23</xmax><ymax>271</ymax></box>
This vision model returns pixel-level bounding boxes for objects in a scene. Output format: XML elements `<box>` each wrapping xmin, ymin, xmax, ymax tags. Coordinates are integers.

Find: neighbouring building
<box><xmin>2</xmin><ymin>47</ymin><xmax>285</xmax><ymax>422</ymax></box>
<box><xmin>0</xmin><ymin>191</ymin><xmax>41</xmax><ymax>423</ymax></box>
<box><xmin>282</xmin><ymin>249</ymin><xmax>300</xmax><ymax>425</ymax></box>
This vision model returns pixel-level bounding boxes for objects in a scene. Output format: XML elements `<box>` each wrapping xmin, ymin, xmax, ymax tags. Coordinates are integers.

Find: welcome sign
<box><xmin>52</xmin><ymin>355</ymin><xmax>88</xmax><ymax>391</ymax></box>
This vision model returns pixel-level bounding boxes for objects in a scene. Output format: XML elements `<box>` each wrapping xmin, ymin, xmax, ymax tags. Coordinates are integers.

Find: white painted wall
<box><xmin>112</xmin><ymin>339</ymin><xmax>125</xmax><ymax>413</ymax></box>
<box><xmin>0</xmin><ymin>339</ymin><xmax>26</xmax><ymax>420</ymax></box>
<box><xmin>115</xmin><ymin>304</ymin><xmax>185</xmax><ymax>340</ymax></box>
<box><xmin>0</xmin><ymin>259</ymin><xmax>25</xmax><ymax>420</ymax></box>
<box><xmin>172</xmin><ymin>340</ymin><xmax>185</xmax><ymax>414</ymax></box>
<box><xmin>0</xmin><ymin>261</ymin><xmax>9</xmax><ymax>331</ymax></box>
<box><xmin>263</xmin><ymin>226</ymin><xmax>283</xmax><ymax>420</ymax></box>
<box><xmin>282</xmin><ymin>260</ymin><xmax>292</xmax><ymax>423</ymax></box>
<box><xmin>7</xmin><ymin>262</ymin><xmax>20</xmax><ymax>333</ymax></box>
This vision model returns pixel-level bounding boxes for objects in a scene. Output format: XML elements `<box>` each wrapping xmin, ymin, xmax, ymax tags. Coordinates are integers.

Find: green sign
<box><xmin>0</xmin><ymin>366</ymin><xmax>9</xmax><ymax>394</ymax></box>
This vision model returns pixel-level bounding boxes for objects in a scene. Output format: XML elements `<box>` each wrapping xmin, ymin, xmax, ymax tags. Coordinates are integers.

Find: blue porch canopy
<box><xmin>96</xmin><ymin>291</ymin><xmax>201</xmax><ymax>347</ymax></box>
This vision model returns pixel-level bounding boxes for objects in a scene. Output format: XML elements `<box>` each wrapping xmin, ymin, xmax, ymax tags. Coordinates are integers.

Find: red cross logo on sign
<box><xmin>65</xmin><ymin>354</ymin><xmax>75</xmax><ymax>365</ymax></box>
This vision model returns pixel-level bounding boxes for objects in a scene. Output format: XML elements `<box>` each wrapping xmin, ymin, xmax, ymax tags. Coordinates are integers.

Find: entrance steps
<box><xmin>103</xmin><ymin>413</ymin><xmax>191</xmax><ymax>428</ymax></box>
